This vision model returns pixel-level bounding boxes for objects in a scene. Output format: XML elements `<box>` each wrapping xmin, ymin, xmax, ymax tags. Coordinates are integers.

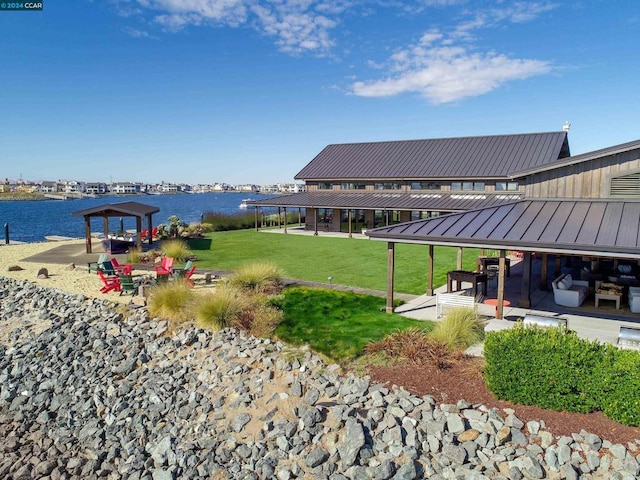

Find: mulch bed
<box><xmin>368</xmin><ymin>357</ymin><xmax>640</xmax><ymax>446</ymax></box>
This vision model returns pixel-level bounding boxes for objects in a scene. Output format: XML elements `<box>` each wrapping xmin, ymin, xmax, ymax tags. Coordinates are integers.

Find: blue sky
<box><xmin>1</xmin><ymin>1</ymin><xmax>639</xmax><ymax>185</ymax></box>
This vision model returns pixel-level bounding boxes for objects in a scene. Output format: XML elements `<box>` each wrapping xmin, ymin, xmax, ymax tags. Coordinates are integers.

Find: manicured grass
<box><xmin>273</xmin><ymin>287</ymin><xmax>434</xmax><ymax>360</ymax></box>
<box><xmin>193</xmin><ymin>229</ymin><xmax>481</xmax><ymax>295</ymax></box>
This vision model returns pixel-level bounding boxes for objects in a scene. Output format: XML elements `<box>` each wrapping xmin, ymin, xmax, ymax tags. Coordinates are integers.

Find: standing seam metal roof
<box><xmin>248</xmin><ymin>192</ymin><xmax>523</xmax><ymax>212</ymax></box>
<box><xmin>366</xmin><ymin>199</ymin><xmax>640</xmax><ymax>257</ymax></box>
<box><xmin>295</xmin><ymin>132</ymin><xmax>569</xmax><ymax>180</ymax></box>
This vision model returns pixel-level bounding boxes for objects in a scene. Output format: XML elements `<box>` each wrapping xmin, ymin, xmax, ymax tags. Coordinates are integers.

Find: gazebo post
<box><xmin>135</xmin><ymin>216</ymin><xmax>142</xmax><ymax>251</ymax></box>
<box><xmin>314</xmin><ymin>209</ymin><xmax>318</xmax><ymax>236</ymax></box>
<box><xmin>348</xmin><ymin>210</ymin><xmax>352</xmax><ymax>238</ymax></box>
<box><xmin>147</xmin><ymin>215</ymin><xmax>153</xmax><ymax>246</ymax></box>
<box><xmin>103</xmin><ymin>216</ymin><xmax>109</xmax><ymax>239</ymax></box>
<box><xmin>426</xmin><ymin>245</ymin><xmax>434</xmax><ymax>295</ymax></box>
<box><xmin>386</xmin><ymin>242</ymin><xmax>395</xmax><ymax>313</ymax></box>
<box><xmin>84</xmin><ymin>216</ymin><xmax>92</xmax><ymax>254</ymax></box>
<box><xmin>254</xmin><ymin>207</ymin><xmax>259</xmax><ymax>231</ymax></box>
<box><xmin>298</xmin><ymin>208</ymin><xmax>302</xmax><ymax>226</ymax></box>
<box><xmin>283</xmin><ymin>207</ymin><xmax>287</xmax><ymax>234</ymax></box>
<box><xmin>457</xmin><ymin>247</ymin><xmax>463</xmax><ymax>270</ymax></box>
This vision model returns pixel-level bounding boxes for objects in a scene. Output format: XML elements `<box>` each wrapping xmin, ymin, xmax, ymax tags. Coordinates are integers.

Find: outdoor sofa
<box><xmin>552</xmin><ymin>273</ymin><xmax>589</xmax><ymax>307</ymax></box>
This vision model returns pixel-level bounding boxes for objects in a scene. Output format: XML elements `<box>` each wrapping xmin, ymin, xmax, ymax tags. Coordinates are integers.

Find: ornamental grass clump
<box><xmin>429</xmin><ymin>307</ymin><xmax>485</xmax><ymax>350</ymax></box>
<box><xmin>160</xmin><ymin>238</ymin><xmax>193</xmax><ymax>262</ymax></box>
<box><xmin>194</xmin><ymin>284</ymin><xmax>248</xmax><ymax>331</ymax></box>
<box><xmin>228</xmin><ymin>262</ymin><xmax>283</xmax><ymax>293</ymax></box>
<box><xmin>147</xmin><ymin>281</ymin><xmax>196</xmax><ymax>324</ymax></box>
<box><xmin>365</xmin><ymin>327</ymin><xmax>458</xmax><ymax>368</ymax></box>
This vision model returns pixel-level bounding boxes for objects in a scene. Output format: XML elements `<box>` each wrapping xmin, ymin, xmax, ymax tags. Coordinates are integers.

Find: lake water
<box><xmin>0</xmin><ymin>193</ymin><xmax>277</xmax><ymax>243</ymax></box>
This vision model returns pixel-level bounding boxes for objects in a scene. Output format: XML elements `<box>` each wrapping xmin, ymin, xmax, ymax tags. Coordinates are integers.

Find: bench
<box><xmin>436</xmin><ymin>293</ymin><xmax>475</xmax><ymax>318</ymax></box>
<box><xmin>523</xmin><ymin>314</ymin><xmax>567</xmax><ymax>328</ymax></box>
<box><xmin>617</xmin><ymin>326</ymin><xmax>640</xmax><ymax>349</ymax></box>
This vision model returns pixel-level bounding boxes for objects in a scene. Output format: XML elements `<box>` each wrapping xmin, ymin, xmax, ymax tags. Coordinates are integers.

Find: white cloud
<box><xmin>352</xmin><ymin>1</ymin><xmax>557</xmax><ymax>103</ymax></box>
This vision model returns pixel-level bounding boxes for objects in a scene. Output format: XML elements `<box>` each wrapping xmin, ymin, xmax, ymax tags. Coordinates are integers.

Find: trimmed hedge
<box><xmin>484</xmin><ymin>324</ymin><xmax>640</xmax><ymax>426</ymax></box>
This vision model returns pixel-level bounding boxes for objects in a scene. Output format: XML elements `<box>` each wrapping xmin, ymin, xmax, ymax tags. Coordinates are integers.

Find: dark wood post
<box><xmin>147</xmin><ymin>215</ymin><xmax>153</xmax><ymax>246</ymax></box>
<box><xmin>283</xmin><ymin>208</ymin><xmax>287</xmax><ymax>234</ymax></box>
<box><xmin>348</xmin><ymin>210</ymin><xmax>352</xmax><ymax>238</ymax></box>
<box><xmin>102</xmin><ymin>215</ymin><xmax>109</xmax><ymax>239</ymax></box>
<box><xmin>519</xmin><ymin>252</ymin><xmax>532</xmax><ymax>308</ymax></box>
<box><xmin>540</xmin><ymin>253</ymin><xmax>548</xmax><ymax>290</ymax></box>
<box><xmin>298</xmin><ymin>208</ymin><xmax>302</xmax><ymax>226</ymax></box>
<box><xmin>277</xmin><ymin>208</ymin><xmax>281</xmax><ymax>229</ymax></box>
<box><xmin>135</xmin><ymin>216</ymin><xmax>143</xmax><ymax>251</ymax></box>
<box><xmin>426</xmin><ymin>244</ymin><xmax>434</xmax><ymax>295</ymax></box>
<box><xmin>314</xmin><ymin>209</ymin><xmax>318</xmax><ymax>236</ymax></box>
<box><xmin>254</xmin><ymin>207</ymin><xmax>259</xmax><ymax>231</ymax></box>
<box><xmin>84</xmin><ymin>216</ymin><xmax>92</xmax><ymax>253</ymax></box>
<box><xmin>497</xmin><ymin>250</ymin><xmax>506</xmax><ymax>319</ymax></box>
<box><xmin>386</xmin><ymin>242</ymin><xmax>395</xmax><ymax>313</ymax></box>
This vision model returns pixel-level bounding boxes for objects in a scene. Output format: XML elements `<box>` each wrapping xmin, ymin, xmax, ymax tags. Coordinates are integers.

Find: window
<box><xmin>410</xmin><ymin>182</ymin><xmax>442</xmax><ymax>190</ymax></box>
<box><xmin>495</xmin><ymin>182</ymin><xmax>519</xmax><ymax>191</ymax></box>
<box><xmin>340</xmin><ymin>182</ymin><xmax>366</xmax><ymax>190</ymax></box>
<box><xmin>317</xmin><ymin>182</ymin><xmax>334</xmax><ymax>190</ymax></box>
<box><xmin>374</xmin><ymin>182</ymin><xmax>401</xmax><ymax>190</ymax></box>
<box><xmin>453</xmin><ymin>181</ymin><xmax>485</xmax><ymax>191</ymax></box>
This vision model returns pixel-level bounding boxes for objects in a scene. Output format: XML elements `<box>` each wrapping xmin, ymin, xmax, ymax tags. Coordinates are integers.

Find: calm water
<box><xmin>0</xmin><ymin>193</ymin><xmax>276</xmax><ymax>243</ymax></box>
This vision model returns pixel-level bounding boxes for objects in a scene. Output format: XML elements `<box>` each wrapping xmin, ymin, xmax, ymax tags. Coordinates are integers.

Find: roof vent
<box><xmin>562</xmin><ymin>121</ymin><xmax>571</xmax><ymax>132</ymax></box>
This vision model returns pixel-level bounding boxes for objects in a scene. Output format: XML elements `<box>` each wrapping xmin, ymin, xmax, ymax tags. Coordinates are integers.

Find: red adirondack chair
<box><xmin>154</xmin><ymin>257</ymin><xmax>174</xmax><ymax>276</ymax></box>
<box><xmin>183</xmin><ymin>264</ymin><xmax>197</xmax><ymax>288</ymax></box>
<box><xmin>97</xmin><ymin>270</ymin><xmax>122</xmax><ymax>294</ymax></box>
<box><xmin>110</xmin><ymin>257</ymin><xmax>133</xmax><ymax>275</ymax></box>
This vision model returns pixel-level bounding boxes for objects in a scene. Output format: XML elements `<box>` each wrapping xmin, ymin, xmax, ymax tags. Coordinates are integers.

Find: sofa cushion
<box><xmin>556</xmin><ymin>274</ymin><xmax>572</xmax><ymax>290</ymax></box>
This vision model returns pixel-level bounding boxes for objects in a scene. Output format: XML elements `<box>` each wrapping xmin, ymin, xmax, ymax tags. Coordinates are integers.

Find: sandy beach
<box><xmin>0</xmin><ymin>240</ymin><xmax>171</xmax><ymax>304</ymax></box>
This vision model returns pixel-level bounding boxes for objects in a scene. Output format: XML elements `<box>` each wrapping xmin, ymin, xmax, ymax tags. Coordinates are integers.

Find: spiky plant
<box><xmin>194</xmin><ymin>284</ymin><xmax>248</xmax><ymax>331</ymax></box>
<box><xmin>147</xmin><ymin>281</ymin><xmax>196</xmax><ymax>324</ymax></box>
<box><xmin>160</xmin><ymin>238</ymin><xmax>193</xmax><ymax>262</ymax></box>
<box><xmin>429</xmin><ymin>307</ymin><xmax>485</xmax><ymax>350</ymax></box>
<box><xmin>227</xmin><ymin>262</ymin><xmax>283</xmax><ymax>293</ymax></box>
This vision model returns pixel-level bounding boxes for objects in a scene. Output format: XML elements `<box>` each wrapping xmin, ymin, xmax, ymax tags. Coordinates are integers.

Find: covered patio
<box><xmin>73</xmin><ymin>201</ymin><xmax>160</xmax><ymax>254</ymax></box>
<box><xmin>367</xmin><ymin>198</ymin><xmax>640</xmax><ymax>325</ymax></box>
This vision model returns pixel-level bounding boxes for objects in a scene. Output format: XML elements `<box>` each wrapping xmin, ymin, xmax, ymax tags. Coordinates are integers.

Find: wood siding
<box><xmin>525</xmin><ymin>148</ymin><xmax>640</xmax><ymax>198</ymax></box>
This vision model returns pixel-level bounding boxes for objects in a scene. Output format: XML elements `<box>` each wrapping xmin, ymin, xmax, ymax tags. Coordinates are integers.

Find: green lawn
<box><xmin>273</xmin><ymin>287</ymin><xmax>434</xmax><ymax>360</ymax></box>
<box><xmin>191</xmin><ymin>229</ymin><xmax>481</xmax><ymax>295</ymax></box>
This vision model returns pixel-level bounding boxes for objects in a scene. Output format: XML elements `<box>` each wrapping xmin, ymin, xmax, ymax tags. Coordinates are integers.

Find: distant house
<box><xmin>85</xmin><ymin>182</ymin><xmax>108</xmax><ymax>194</ymax></box>
<box><xmin>112</xmin><ymin>182</ymin><xmax>142</xmax><ymax>195</ymax></box>
<box><xmin>38</xmin><ymin>181</ymin><xmax>60</xmax><ymax>193</ymax></box>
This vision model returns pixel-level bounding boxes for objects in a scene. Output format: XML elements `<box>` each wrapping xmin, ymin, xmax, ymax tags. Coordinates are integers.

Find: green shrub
<box><xmin>598</xmin><ymin>348</ymin><xmax>640</xmax><ymax>426</ymax></box>
<box><xmin>484</xmin><ymin>324</ymin><xmax>608</xmax><ymax>414</ymax></box>
<box><xmin>429</xmin><ymin>307</ymin><xmax>485</xmax><ymax>350</ymax></box>
<box><xmin>202</xmin><ymin>212</ymin><xmax>256</xmax><ymax>231</ymax></box>
<box><xmin>194</xmin><ymin>284</ymin><xmax>247</xmax><ymax>331</ymax></box>
<box><xmin>228</xmin><ymin>262</ymin><xmax>283</xmax><ymax>293</ymax></box>
<box><xmin>160</xmin><ymin>238</ymin><xmax>193</xmax><ymax>262</ymax></box>
<box><xmin>147</xmin><ymin>281</ymin><xmax>195</xmax><ymax>324</ymax></box>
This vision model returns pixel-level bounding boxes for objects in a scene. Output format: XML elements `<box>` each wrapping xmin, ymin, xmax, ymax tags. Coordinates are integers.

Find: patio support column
<box><xmin>254</xmin><ymin>207</ymin><xmax>259</xmax><ymax>231</ymax></box>
<box><xmin>497</xmin><ymin>250</ymin><xmax>506</xmax><ymax>319</ymax></box>
<box><xmin>283</xmin><ymin>208</ymin><xmax>287</xmax><ymax>234</ymax></box>
<box><xmin>554</xmin><ymin>256</ymin><xmax>562</xmax><ymax>278</ymax></box>
<box><xmin>519</xmin><ymin>252</ymin><xmax>532</xmax><ymax>308</ymax></box>
<box><xmin>540</xmin><ymin>253</ymin><xmax>548</xmax><ymax>290</ymax></box>
<box><xmin>314</xmin><ymin>209</ymin><xmax>318</xmax><ymax>236</ymax></box>
<box><xmin>426</xmin><ymin>245</ymin><xmax>434</xmax><ymax>295</ymax></box>
<box><xmin>457</xmin><ymin>247</ymin><xmax>463</xmax><ymax>270</ymax></box>
<box><xmin>386</xmin><ymin>242</ymin><xmax>395</xmax><ymax>313</ymax></box>
<box><xmin>348</xmin><ymin>210</ymin><xmax>352</xmax><ymax>238</ymax></box>
<box><xmin>102</xmin><ymin>215</ymin><xmax>109</xmax><ymax>240</ymax></box>
<box><xmin>84</xmin><ymin>216</ymin><xmax>92</xmax><ymax>254</ymax></box>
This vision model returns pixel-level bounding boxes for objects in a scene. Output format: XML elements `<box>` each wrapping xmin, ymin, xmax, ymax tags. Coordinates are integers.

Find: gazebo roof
<box><xmin>73</xmin><ymin>201</ymin><xmax>160</xmax><ymax>218</ymax></box>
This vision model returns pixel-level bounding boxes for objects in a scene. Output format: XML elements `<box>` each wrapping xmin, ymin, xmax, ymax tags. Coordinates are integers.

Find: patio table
<box><xmin>447</xmin><ymin>270</ymin><xmax>487</xmax><ymax>298</ymax></box>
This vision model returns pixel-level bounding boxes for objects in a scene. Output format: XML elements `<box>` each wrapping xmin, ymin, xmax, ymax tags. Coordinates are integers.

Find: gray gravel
<box><xmin>1</xmin><ymin>276</ymin><xmax>639</xmax><ymax>479</ymax></box>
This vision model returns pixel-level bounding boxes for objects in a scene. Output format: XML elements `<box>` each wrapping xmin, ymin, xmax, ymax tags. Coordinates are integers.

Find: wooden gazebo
<box><xmin>73</xmin><ymin>201</ymin><xmax>160</xmax><ymax>253</ymax></box>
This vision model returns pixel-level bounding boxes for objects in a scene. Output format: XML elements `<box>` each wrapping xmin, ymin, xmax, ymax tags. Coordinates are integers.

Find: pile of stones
<box><xmin>0</xmin><ymin>276</ymin><xmax>639</xmax><ymax>479</ymax></box>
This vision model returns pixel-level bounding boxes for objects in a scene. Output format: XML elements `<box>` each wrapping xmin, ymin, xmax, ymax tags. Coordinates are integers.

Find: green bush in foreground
<box><xmin>429</xmin><ymin>307</ymin><xmax>485</xmax><ymax>350</ymax></box>
<box><xmin>195</xmin><ymin>284</ymin><xmax>247</xmax><ymax>331</ymax></box>
<box><xmin>484</xmin><ymin>324</ymin><xmax>640</xmax><ymax>426</ymax></box>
